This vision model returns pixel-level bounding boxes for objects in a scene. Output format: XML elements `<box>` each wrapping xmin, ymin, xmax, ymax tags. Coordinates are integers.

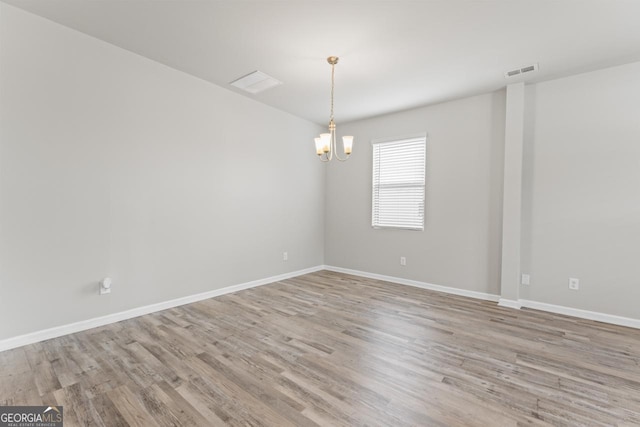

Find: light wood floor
<box><xmin>1</xmin><ymin>271</ymin><xmax>639</xmax><ymax>426</ymax></box>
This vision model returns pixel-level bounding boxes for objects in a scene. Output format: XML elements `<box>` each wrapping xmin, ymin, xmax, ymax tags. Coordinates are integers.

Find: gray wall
<box><xmin>325</xmin><ymin>92</ymin><xmax>506</xmax><ymax>295</ymax></box>
<box><xmin>325</xmin><ymin>60</ymin><xmax>640</xmax><ymax>321</ymax></box>
<box><xmin>0</xmin><ymin>4</ymin><xmax>325</xmax><ymax>340</ymax></box>
<box><xmin>520</xmin><ymin>62</ymin><xmax>640</xmax><ymax>318</ymax></box>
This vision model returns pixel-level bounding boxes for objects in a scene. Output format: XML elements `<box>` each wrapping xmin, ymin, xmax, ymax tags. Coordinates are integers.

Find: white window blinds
<box><xmin>372</xmin><ymin>136</ymin><xmax>426</xmax><ymax>230</ymax></box>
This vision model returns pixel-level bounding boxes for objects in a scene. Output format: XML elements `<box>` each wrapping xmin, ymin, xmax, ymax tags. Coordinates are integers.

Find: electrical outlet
<box><xmin>400</xmin><ymin>256</ymin><xmax>406</xmax><ymax>266</ymax></box>
<box><xmin>283</xmin><ymin>251</ymin><xmax>288</xmax><ymax>261</ymax></box>
<box><xmin>521</xmin><ymin>274</ymin><xmax>530</xmax><ymax>285</ymax></box>
<box><xmin>568</xmin><ymin>277</ymin><xmax>580</xmax><ymax>290</ymax></box>
<box><xmin>99</xmin><ymin>277</ymin><xmax>112</xmax><ymax>295</ymax></box>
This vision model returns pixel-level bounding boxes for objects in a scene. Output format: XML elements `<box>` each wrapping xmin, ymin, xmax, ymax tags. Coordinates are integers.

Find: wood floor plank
<box><xmin>1</xmin><ymin>270</ymin><xmax>639</xmax><ymax>425</ymax></box>
<box><xmin>106</xmin><ymin>385</ymin><xmax>160</xmax><ymax>427</ymax></box>
<box><xmin>90</xmin><ymin>392</ymin><xmax>129</xmax><ymax>427</ymax></box>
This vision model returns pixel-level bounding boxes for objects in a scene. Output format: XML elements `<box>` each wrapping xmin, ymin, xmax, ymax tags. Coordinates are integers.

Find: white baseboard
<box><xmin>324</xmin><ymin>266</ymin><xmax>640</xmax><ymax>330</ymax></box>
<box><xmin>323</xmin><ymin>265</ymin><xmax>501</xmax><ymax>302</ymax></box>
<box><xmin>0</xmin><ymin>265</ymin><xmax>324</xmax><ymax>353</ymax></box>
<box><xmin>4</xmin><ymin>266</ymin><xmax>638</xmax><ymax>353</ymax></box>
<box><xmin>498</xmin><ymin>298</ymin><xmax>522</xmax><ymax>309</ymax></box>
<box><xmin>520</xmin><ymin>299</ymin><xmax>640</xmax><ymax>329</ymax></box>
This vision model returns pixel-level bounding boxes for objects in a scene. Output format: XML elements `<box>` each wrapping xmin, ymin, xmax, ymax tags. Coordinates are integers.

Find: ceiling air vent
<box><xmin>504</xmin><ymin>63</ymin><xmax>539</xmax><ymax>79</ymax></box>
<box><xmin>230</xmin><ymin>71</ymin><xmax>282</xmax><ymax>94</ymax></box>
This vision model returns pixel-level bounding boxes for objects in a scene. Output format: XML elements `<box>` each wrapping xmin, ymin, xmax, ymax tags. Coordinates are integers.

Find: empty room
<box><xmin>1</xmin><ymin>0</ymin><xmax>639</xmax><ymax>425</ymax></box>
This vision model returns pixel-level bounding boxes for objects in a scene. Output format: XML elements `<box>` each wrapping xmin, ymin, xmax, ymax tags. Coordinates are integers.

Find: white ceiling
<box><xmin>4</xmin><ymin>0</ymin><xmax>640</xmax><ymax>125</ymax></box>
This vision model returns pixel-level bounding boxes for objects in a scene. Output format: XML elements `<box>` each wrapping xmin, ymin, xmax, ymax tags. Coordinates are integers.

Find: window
<box><xmin>372</xmin><ymin>135</ymin><xmax>426</xmax><ymax>230</ymax></box>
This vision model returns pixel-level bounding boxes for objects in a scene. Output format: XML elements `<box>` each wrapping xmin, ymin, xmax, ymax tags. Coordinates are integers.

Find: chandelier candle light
<box><xmin>314</xmin><ymin>56</ymin><xmax>354</xmax><ymax>162</ymax></box>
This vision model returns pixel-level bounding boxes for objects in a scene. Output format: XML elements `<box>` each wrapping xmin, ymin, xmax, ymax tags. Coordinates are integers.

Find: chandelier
<box><xmin>314</xmin><ymin>56</ymin><xmax>353</xmax><ymax>162</ymax></box>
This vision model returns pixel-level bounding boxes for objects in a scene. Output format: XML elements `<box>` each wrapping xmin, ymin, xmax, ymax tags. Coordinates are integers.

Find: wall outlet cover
<box><xmin>569</xmin><ymin>277</ymin><xmax>580</xmax><ymax>290</ymax></box>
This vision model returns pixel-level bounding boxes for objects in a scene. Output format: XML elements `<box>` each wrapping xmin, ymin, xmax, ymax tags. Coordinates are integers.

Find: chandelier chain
<box><xmin>330</xmin><ymin>62</ymin><xmax>335</xmax><ymax>123</ymax></box>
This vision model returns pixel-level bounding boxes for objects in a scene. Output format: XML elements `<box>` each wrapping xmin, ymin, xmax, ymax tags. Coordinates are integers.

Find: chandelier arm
<box><xmin>333</xmin><ymin>135</ymin><xmax>349</xmax><ymax>161</ymax></box>
<box><xmin>332</xmin><ymin>127</ymin><xmax>341</xmax><ymax>161</ymax></box>
<box><xmin>331</xmin><ymin>119</ymin><xmax>349</xmax><ymax>161</ymax></box>
<box><xmin>334</xmin><ymin>146</ymin><xmax>349</xmax><ymax>161</ymax></box>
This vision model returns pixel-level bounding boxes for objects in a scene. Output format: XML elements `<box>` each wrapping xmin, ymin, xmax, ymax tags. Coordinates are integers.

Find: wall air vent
<box><xmin>504</xmin><ymin>63</ymin><xmax>539</xmax><ymax>79</ymax></box>
<box><xmin>230</xmin><ymin>71</ymin><xmax>282</xmax><ymax>94</ymax></box>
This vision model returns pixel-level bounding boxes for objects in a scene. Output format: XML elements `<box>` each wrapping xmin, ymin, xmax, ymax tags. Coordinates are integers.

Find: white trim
<box><xmin>498</xmin><ymin>298</ymin><xmax>522</xmax><ymax>309</ymax></box>
<box><xmin>520</xmin><ymin>299</ymin><xmax>640</xmax><ymax>330</ymax></box>
<box><xmin>0</xmin><ymin>266</ymin><xmax>324</xmax><ymax>353</ymax></box>
<box><xmin>371</xmin><ymin>132</ymin><xmax>428</xmax><ymax>145</ymax></box>
<box><xmin>5</xmin><ymin>265</ymin><xmax>637</xmax><ymax>353</ymax></box>
<box><xmin>324</xmin><ymin>267</ymin><xmax>640</xmax><ymax>329</ymax></box>
<box><xmin>324</xmin><ymin>265</ymin><xmax>500</xmax><ymax>302</ymax></box>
